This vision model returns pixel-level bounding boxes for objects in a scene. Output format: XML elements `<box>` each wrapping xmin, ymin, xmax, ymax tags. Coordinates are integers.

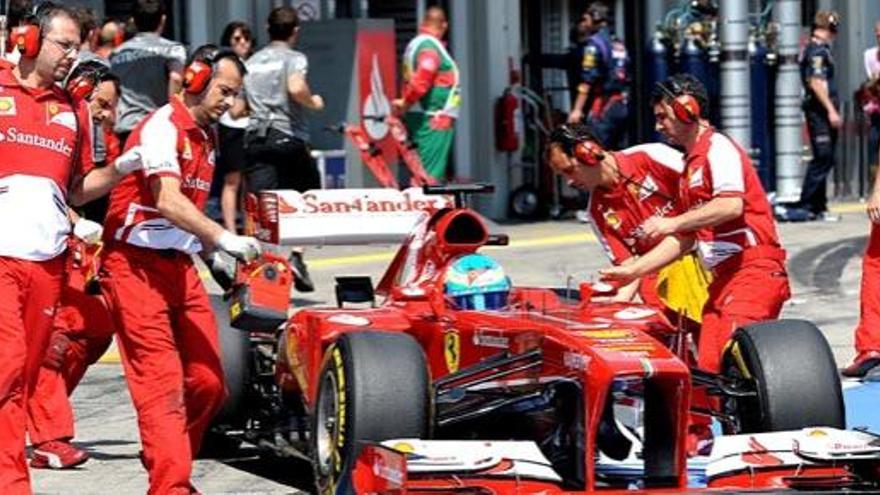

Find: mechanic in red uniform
<box><xmin>546</xmin><ymin>122</ymin><xmax>687</xmax><ymax>311</ymax></box>
<box><xmin>843</xmin><ymin>170</ymin><xmax>880</xmax><ymax>377</ymax></box>
<box><xmin>26</xmin><ymin>60</ymin><xmax>125</xmax><ymax>470</ymax></box>
<box><xmin>100</xmin><ymin>46</ymin><xmax>261</xmax><ymax>494</ymax></box>
<box><xmin>600</xmin><ymin>74</ymin><xmax>790</xmax><ymax>456</ymax></box>
<box><xmin>600</xmin><ymin>73</ymin><xmax>791</xmax><ymax>374</ymax></box>
<box><xmin>0</xmin><ymin>6</ymin><xmax>143</xmax><ymax>492</ymax></box>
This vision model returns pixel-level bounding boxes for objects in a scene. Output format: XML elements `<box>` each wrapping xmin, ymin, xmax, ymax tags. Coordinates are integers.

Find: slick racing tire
<box><xmin>210</xmin><ymin>294</ymin><xmax>251</xmax><ymax>425</ymax></box>
<box><xmin>312</xmin><ymin>332</ymin><xmax>430</xmax><ymax>494</ymax></box>
<box><xmin>721</xmin><ymin>319</ymin><xmax>845</xmax><ymax>433</ymax></box>
<box><xmin>199</xmin><ymin>296</ymin><xmax>251</xmax><ymax>459</ymax></box>
<box><xmin>509</xmin><ymin>185</ymin><xmax>541</xmax><ymax>220</ymax></box>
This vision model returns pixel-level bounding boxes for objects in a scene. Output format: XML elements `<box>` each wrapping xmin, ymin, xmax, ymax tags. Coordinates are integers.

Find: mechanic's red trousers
<box><xmin>853</xmin><ymin>222</ymin><xmax>880</xmax><ymax>353</ymax></box>
<box><xmin>0</xmin><ymin>255</ymin><xmax>65</xmax><ymax>494</ymax></box>
<box><xmin>100</xmin><ymin>245</ymin><xmax>225</xmax><ymax>495</ymax></box>
<box><xmin>27</xmin><ymin>265</ymin><xmax>115</xmax><ymax>445</ymax></box>
<box><xmin>697</xmin><ymin>252</ymin><xmax>790</xmax><ymax>373</ymax></box>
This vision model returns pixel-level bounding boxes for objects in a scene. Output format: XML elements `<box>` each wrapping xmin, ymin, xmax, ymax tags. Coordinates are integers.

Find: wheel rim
<box><xmin>512</xmin><ymin>190</ymin><xmax>538</xmax><ymax>216</ymax></box>
<box><xmin>315</xmin><ymin>369</ymin><xmax>340</xmax><ymax>477</ymax></box>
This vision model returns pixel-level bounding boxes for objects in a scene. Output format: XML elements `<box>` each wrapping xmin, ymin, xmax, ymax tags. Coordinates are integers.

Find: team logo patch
<box><xmin>444</xmin><ymin>330</ymin><xmax>460</xmax><ymax>373</ymax></box>
<box><xmin>603</xmin><ymin>209</ymin><xmax>621</xmax><ymax>229</ymax></box>
<box><xmin>49</xmin><ymin>111</ymin><xmax>77</xmax><ymax>131</ymax></box>
<box><xmin>0</xmin><ymin>97</ymin><xmax>15</xmax><ymax>116</ymax></box>
<box><xmin>811</xmin><ymin>55</ymin><xmax>824</xmax><ymax>71</ymax></box>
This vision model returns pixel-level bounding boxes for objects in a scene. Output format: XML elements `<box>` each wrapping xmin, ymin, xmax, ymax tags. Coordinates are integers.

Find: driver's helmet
<box><xmin>444</xmin><ymin>253</ymin><xmax>511</xmax><ymax>310</ymax></box>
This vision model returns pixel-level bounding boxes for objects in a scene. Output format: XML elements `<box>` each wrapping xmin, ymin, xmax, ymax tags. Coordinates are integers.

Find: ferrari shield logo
<box><xmin>0</xmin><ymin>96</ymin><xmax>16</xmax><ymax>116</ymax></box>
<box><xmin>603</xmin><ymin>209</ymin><xmax>621</xmax><ymax>230</ymax></box>
<box><xmin>444</xmin><ymin>331</ymin><xmax>460</xmax><ymax>373</ymax></box>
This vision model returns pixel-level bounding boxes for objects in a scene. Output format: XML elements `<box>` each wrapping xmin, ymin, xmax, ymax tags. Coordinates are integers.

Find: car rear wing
<box><xmin>243</xmin><ymin>187</ymin><xmax>453</xmax><ymax>246</ymax></box>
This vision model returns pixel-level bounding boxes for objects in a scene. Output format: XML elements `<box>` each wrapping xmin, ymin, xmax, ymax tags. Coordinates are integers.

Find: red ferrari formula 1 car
<box><xmin>209</xmin><ymin>184</ymin><xmax>880</xmax><ymax>494</ymax></box>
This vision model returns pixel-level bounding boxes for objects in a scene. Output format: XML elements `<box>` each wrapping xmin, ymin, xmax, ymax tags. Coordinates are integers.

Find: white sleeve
<box><xmin>622</xmin><ymin>143</ymin><xmax>684</xmax><ymax>173</ymax></box>
<box><xmin>866</xmin><ymin>48</ymin><xmax>875</xmax><ymax>79</ymax></box>
<box><xmin>139</xmin><ymin>109</ymin><xmax>180</xmax><ymax>177</ymax></box>
<box><xmin>707</xmin><ymin>134</ymin><xmax>744</xmax><ymax>195</ymax></box>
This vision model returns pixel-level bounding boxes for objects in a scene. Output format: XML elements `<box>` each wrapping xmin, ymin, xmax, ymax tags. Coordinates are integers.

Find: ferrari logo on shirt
<box><xmin>603</xmin><ymin>209</ymin><xmax>621</xmax><ymax>230</ymax></box>
<box><xmin>0</xmin><ymin>97</ymin><xmax>16</xmax><ymax>116</ymax></box>
<box><xmin>182</xmin><ymin>137</ymin><xmax>193</xmax><ymax>160</ymax></box>
<box><xmin>46</xmin><ymin>102</ymin><xmax>59</xmax><ymax>118</ymax></box>
<box><xmin>444</xmin><ymin>330</ymin><xmax>460</xmax><ymax>373</ymax></box>
<box><xmin>811</xmin><ymin>55</ymin><xmax>824</xmax><ymax>71</ymax></box>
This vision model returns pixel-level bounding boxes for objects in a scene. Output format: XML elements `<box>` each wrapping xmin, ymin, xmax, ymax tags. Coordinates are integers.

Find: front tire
<box><xmin>721</xmin><ymin>319</ymin><xmax>845</xmax><ymax>433</ymax></box>
<box><xmin>312</xmin><ymin>332</ymin><xmax>430</xmax><ymax>494</ymax></box>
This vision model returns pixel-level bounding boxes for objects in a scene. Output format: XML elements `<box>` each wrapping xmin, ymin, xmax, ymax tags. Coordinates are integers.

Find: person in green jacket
<box><xmin>393</xmin><ymin>6</ymin><xmax>461</xmax><ymax>181</ymax></box>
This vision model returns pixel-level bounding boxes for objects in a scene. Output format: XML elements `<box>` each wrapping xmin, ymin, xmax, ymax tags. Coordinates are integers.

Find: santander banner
<box><xmin>357</xmin><ymin>28</ymin><xmax>397</xmax><ymax>164</ymax></box>
<box><xmin>253</xmin><ymin>188</ymin><xmax>452</xmax><ymax>245</ymax></box>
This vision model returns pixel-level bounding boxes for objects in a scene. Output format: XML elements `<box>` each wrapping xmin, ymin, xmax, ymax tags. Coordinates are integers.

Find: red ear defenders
<box><xmin>10</xmin><ymin>24</ymin><xmax>41</xmax><ymax>58</ymax></box>
<box><xmin>574</xmin><ymin>140</ymin><xmax>606</xmax><ymax>167</ymax></box>
<box><xmin>552</xmin><ymin>124</ymin><xmax>606</xmax><ymax>167</ymax></box>
<box><xmin>65</xmin><ymin>62</ymin><xmax>109</xmax><ymax>101</ymax></box>
<box><xmin>183</xmin><ymin>60</ymin><xmax>213</xmax><ymax>94</ymax></box>
<box><xmin>657</xmin><ymin>80</ymin><xmax>701</xmax><ymax>124</ymax></box>
<box><xmin>183</xmin><ymin>49</ymin><xmax>240</xmax><ymax>95</ymax></box>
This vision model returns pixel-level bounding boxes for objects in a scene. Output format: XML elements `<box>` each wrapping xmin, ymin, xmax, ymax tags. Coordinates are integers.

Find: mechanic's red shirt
<box><xmin>0</xmin><ymin>63</ymin><xmax>94</xmax><ymax>260</ymax></box>
<box><xmin>103</xmin><ymin>97</ymin><xmax>216</xmax><ymax>253</ymax></box>
<box><xmin>679</xmin><ymin>128</ymin><xmax>781</xmax><ymax>270</ymax></box>
<box><xmin>588</xmin><ymin>143</ymin><xmax>684</xmax><ymax>264</ymax></box>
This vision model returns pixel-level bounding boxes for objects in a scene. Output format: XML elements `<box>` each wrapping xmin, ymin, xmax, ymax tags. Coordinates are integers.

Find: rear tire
<box><xmin>721</xmin><ymin>319</ymin><xmax>845</xmax><ymax>433</ymax></box>
<box><xmin>199</xmin><ymin>295</ymin><xmax>251</xmax><ymax>458</ymax></box>
<box><xmin>509</xmin><ymin>185</ymin><xmax>541</xmax><ymax>220</ymax></box>
<box><xmin>312</xmin><ymin>331</ymin><xmax>429</xmax><ymax>494</ymax></box>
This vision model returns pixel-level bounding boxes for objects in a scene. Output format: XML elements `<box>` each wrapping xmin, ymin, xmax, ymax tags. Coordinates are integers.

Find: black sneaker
<box><xmin>289</xmin><ymin>252</ymin><xmax>315</xmax><ymax>292</ymax></box>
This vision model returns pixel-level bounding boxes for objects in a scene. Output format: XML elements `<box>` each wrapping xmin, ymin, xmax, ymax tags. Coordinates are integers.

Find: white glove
<box><xmin>114</xmin><ymin>146</ymin><xmax>143</xmax><ymax>175</ymax></box>
<box><xmin>73</xmin><ymin>218</ymin><xmax>103</xmax><ymax>245</ymax></box>
<box><xmin>216</xmin><ymin>230</ymin><xmax>262</xmax><ymax>262</ymax></box>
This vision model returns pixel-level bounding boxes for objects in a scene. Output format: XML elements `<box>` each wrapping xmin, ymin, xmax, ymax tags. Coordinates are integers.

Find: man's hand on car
<box><xmin>217</xmin><ymin>231</ymin><xmax>262</xmax><ymax>262</ymax></box>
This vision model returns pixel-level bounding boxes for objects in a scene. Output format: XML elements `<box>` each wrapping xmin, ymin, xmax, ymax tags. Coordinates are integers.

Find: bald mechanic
<box><xmin>100</xmin><ymin>46</ymin><xmax>261</xmax><ymax>494</ymax></box>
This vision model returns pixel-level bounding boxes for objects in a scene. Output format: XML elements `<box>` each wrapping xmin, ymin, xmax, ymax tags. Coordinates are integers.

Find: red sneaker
<box><xmin>30</xmin><ymin>440</ymin><xmax>89</xmax><ymax>469</ymax></box>
<box><xmin>842</xmin><ymin>350</ymin><xmax>880</xmax><ymax>378</ymax></box>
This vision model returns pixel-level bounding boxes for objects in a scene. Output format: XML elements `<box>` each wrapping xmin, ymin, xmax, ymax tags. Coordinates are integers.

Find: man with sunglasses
<box><xmin>546</xmin><ymin>123</ymin><xmax>709</xmax><ymax>323</ymax></box>
<box><xmin>25</xmin><ymin>60</ymin><xmax>123</xmax><ymax>471</ymax></box>
<box><xmin>0</xmin><ymin>5</ymin><xmax>143</xmax><ymax>491</ymax></box>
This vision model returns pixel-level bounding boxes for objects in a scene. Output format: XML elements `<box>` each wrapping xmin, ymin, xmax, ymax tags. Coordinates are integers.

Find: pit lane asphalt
<box><xmin>33</xmin><ymin>202</ymin><xmax>871</xmax><ymax>494</ymax></box>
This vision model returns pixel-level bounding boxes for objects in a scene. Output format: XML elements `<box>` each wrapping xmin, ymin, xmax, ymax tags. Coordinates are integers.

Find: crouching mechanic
<box><xmin>600</xmin><ymin>74</ymin><xmax>791</xmax><ymax>374</ymax></box>
<box><xmin>99</xmin><ymin>46</ymin><xmax>261</xmax><ymax>494</ymax></box>
<box><xmin>546</xmin><ymin>123</ymin><xmax>710</xmax><ymax>323</ymax></box>
<box><xmin>0</xmin><ymin>6</ymin><xmax>144</xmax><ymax>492</ymax></box>
<box><xmin>26</xmin><ymin>59</ymin><xmax>125</xmax><ymax>470</ymax></box>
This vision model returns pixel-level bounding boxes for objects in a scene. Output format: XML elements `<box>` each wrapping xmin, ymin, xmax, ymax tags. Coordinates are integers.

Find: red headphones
<box><xmin>183</xmin><ymin>60</ymin><xmax>214</xmax><ymax>94</ymax></box>
<box><xmin>10</xmin><ymin>24</ymin><xmax>41</xmax><ymax>58</ymax></box>
<box><xmin>65</xmin><ymin>61</ymin><xmax>109</xmax><ymax>101</ymax></box>
<box><xmin>9</xmin><ymin>2</ymin><xmax>57</xmax><ymax>59</ymax></box>
<box><xmin>574</xmin><ymin>140</ymin><xmax>606</xmax><ymax>167</ymax></box>
<box><xmin>657</xmin><ymin>80</ymin><xmax>701</xmax><ymax>124</ymax></box>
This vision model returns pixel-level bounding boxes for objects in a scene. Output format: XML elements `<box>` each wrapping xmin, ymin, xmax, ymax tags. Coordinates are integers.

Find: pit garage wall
<box><xmin>450</xmin><ymin>0</ymin><xmax>522</xmax><ymax>219</ymax></box>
